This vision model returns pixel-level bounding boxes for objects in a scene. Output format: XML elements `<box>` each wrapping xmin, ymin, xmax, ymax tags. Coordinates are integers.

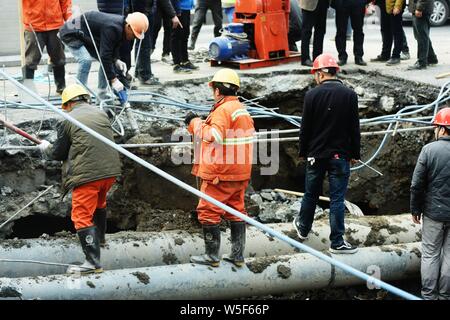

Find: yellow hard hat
<box><xmin>61</xmin><ymin>84</ymin><xmax>89</xmax><ymax>107</ymax></box>
<box><xmin>209</xmin><ymin>68</ymin><xmax>240</xmax><ymax>88</ymax></box>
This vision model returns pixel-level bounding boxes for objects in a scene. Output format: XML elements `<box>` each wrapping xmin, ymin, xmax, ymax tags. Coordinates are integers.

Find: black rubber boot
<box><xmin>190</xmin><ymin>224</ymin><xmax>221</xmax><ymax>267</ymax></box>
<box><xmin>52</xmin><ymin>65</ymin><xmax>66</xmax><ymax>94</ymax></box>
<box><xmin>93</xmin><ymin>208</ymin><xmax>107</xmax><ymax>247</ymax></box>
<box><xmin>67</xmin><ymin>226</ymin><xmax>103</xmax><ymax>274</ymax></box>
<box><xmin>223</xmin><ymin>221</ymin><xmax>246</xmax><ymax>267</ymax></box>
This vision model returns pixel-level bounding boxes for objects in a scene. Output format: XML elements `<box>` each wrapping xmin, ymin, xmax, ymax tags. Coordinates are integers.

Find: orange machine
<box><xmin>210</xmin><ymin>0</ymin><xmax>301</xmax><ymax>69</ymax></box>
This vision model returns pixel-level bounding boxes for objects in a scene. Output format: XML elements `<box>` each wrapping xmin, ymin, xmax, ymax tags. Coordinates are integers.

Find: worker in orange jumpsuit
<box><xmin>185</xmin><ymin>68</ymin><xmax>255</xmax><ymax>267</ymax></box>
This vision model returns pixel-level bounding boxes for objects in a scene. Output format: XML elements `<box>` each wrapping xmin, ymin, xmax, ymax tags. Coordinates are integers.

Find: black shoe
<box><xmin>190</xmin><ymin>224</ymin><xmax>221</xmax><ymax>267</ymax></box>
<box><xmin>67</xmin><ymin>226</ymin><xmax>103</xmax><ymax>274</ymax></box>
<box><xmin>181</xmin><ymin>61</ymin><xmax>199</xmax><ymax>70</ymax></box>
<box><xmin>140</xmin><ymin>76</ymin><xmax>161</xmax><ymax>85</ymax></box>
<box><xmin>292</xmin><ymin>216</ymin><xmax>308</xmax><ymax>241</ymax></box>
<box><xmin>222</xmin><ymin>221</ymin><xmax>246</xmax><ymax>267</ymax></box>
<box><xmin>53</xmin><ymin>65</ymin><xmax>66</xmax><ymax>93</ymax></box>
<box><xmin>428</xmin><ymin>57</ymin><xmax>438</xmax><ymax>65</ymax></box>
<box><xmin>355</xmin><ymin>57</ymin><xmax>367</xmax><ymax>66</ymax></box>
<box><xmin>400</xmin><ymin>51</ymin><xmax>410</xmax><ymax>60</ymax></box>
<box><xmin>301</xmin><ymin>59</ymin><xmax>313</xmax><ymax>67</ymax></box>
<box><xmin>370</xmin><ymin>55</ymin><xmax>389</xmax><ymax>62</ymax></box>
<box><xmin>386</xmin><ymin>58</ymin><xmax>400</xmax><ymax>66</ymax></box>
<box><xmin>329</xmin><ymin>240</ymin><xmax>358</xmax><ymax>254</ymax></box>
<box><xmin>407</xmin><ymin>61</ymin><xmax>427</xmax><ymax>70</ymax></box>
<box><xmin>173</xmin><ymin>64</ymin><xmax>192</xmax><ymax>74</ymax></box>
<box><xmin>93</xmin><ymin>208</ymin><xmax>107</xmax><ymax>247</ymax></box>
<box><xmin>338</xmin><ymin>59</ymin><xmax>347</xmax><ymax>66</ymax></box>
<box><xmin>188</xmin><ymin>42</ymin><xmax>195</xmax><ymax>51</ymax></box>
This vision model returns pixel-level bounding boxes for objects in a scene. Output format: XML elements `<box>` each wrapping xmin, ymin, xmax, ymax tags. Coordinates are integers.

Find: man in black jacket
<box><xmin>410</xmin><ymin>107</ymin><xmax>450</xmax><ymax>300</ymax></box>
<box><xmin>59</xmin><ymin>11</ymin><xmax>148</xmax><ymax>99</ymax></box>
<box><xmin>293</xmin><ymin>53</ymin><xmax>361</xmax><ymax>254</ymax></box>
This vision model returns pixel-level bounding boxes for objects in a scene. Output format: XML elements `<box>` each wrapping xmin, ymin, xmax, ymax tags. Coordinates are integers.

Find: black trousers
<box><xmin>190</xmin><ymin>0</ymin><xmax>223</xmax><ymax>43</ymax></box>
<box><xmin>378</xmin><ymin>0</ymin><xmax>409</xmax><ymax>58</ymax></box>
<box><xmin>300</xmin><ymin>0</ymin><xmax>329</xmax><ymax>61</ymax></box>
<box><xmin>152</xmin><ymin>6</ymin><xmax>172</xmax><ymax>55</ymax></box>
<box><xmin>171</xmin><ymin>10</ymin><xmax>190</xmax><ymax>65</ymax></box>
<box><xmin>412</xmin><ymin>14</ymin><xmax>437</xmax><ymax>65</ymax></box>
<box><xmin>335</xmin><ymin>2</ymin><xmax>365</xmax><ymax>60</ymax></box>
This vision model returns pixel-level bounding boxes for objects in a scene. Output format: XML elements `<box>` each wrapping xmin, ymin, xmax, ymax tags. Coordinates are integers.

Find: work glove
<box><xmin>116</xmin><ymin>89</ymin><xmax>128</xmax><ymax>104</ymax></box>
<box><xmin>38</xmin><ymin>140</ymin><xmax>50</xmax><ymax>152</ymax></box>
<box><xmin>111</xmin><ymin>78</ymin><xmax>125</xmax><ymax>92</ymax></box>
<box><xmin>114</xmin><ymin>59</ymin><xmax>128</xmax><ymax>77</ymax></box>
<box><xmin>184</xmin><ymin>112</ymin><xmax>199</xmax><ymax>125</ymax></box>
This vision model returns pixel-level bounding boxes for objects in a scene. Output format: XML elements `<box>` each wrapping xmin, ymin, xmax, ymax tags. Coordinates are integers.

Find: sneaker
<box><xmin>329</xmin><ymin>240</ymin><xmax>358</xmax><ymax>254</ymax></box>
<box><xmin>386</xmin><ymin>58</ymin><xmax>400</xmax><ymax>66</ymax></box>
<box><xmin>173</xmin><ymin>64</ymin><xmax>192</xmax><ymax>74</ymax></box>
<box><xmin>400</xmin><ymin>51</ymin><xmax>410</xmax><ymax>60</ymax></box>
<box><xmin>338</xmin><ymin>59</ymin><xmax>347</xmax><ymax>66</ymax></box>
<box><xmin>407</xmin><ymin>61</ymin><xmax>427</xmax><ymax>70</ymax></box>
<box><xmin>66</xmin><ymin>260</ymin><xmax>103</xmax><ymax>275</ymax></box>
<box><xmin>161</xmin><ymin>54</ymin><xmax>170</xmax><ymax>63</ymax></box>
<box><xmin>301</xmin><ymin>59</ymin><xmax>313</xmax><ymax>67</ymax></box>
<box><xmin>292</xmin><ymin>216</ymin><xmax>308</xmax><ymax>241</ymax></box>
<box><xmin>181</xmin><ymin>61</ymin><xmax>199</xmax><ymax>70</ymax></box>
<box><xmin>140</xmin><ymin>76</ymin><xmax>161</xmax><ymax>85</ymax></box>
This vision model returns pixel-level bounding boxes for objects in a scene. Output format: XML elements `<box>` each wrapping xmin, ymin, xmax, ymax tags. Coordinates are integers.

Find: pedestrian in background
<box><xmin>22</xmin><ymin>0</ymin><xmax>71</xmax><ymax>94</ymax></box>
<box><xmin>299</xmin><ymin>0</ymin><xmax>330</xmax><ymax>67</ymax></box>
<box><xmin>407</xmin><ymin>0</ymin><xmax>438</xmax><ymax>70</ymax></box>
<box><xmin>189</xmin><ymin>0</ymin><xmax>223</xmax><ymax>50</ymax></box>
<box><xmin>410</xmin><ymin>107</ymin><xmax>450</xmax><ymax>300</ymax></box>
<box><xmin>222</xmin><ymin>0</ymin><xmax>236</xmax><ymax>24</ymax></box>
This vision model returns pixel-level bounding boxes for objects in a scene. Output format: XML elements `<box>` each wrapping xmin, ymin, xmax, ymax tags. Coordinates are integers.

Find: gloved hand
<box><xmin>111</xmin><ymin>78</ymin><xmax>125</xmax><ymax>92</ymax></box>
<box><xmin>116</xmin><ymin>89</ymin><xmax>128</xmax><ymax>104</ymax></box>
<box><xmin>38</xmin><ymin>140</ymin><xmax>50</xmax><ymax>152</ymax></box>
<box><xmin>114</xmin><ymin>59</ymin><xmax>128</xmax><ymax>77</ymax></box>
<box><xmin>184</xmin><ymin>112</ymin><xmax>199</xmax><ymax>125</ymax></box>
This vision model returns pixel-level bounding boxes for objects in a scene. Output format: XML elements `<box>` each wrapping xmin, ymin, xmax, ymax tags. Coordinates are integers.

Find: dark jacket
<box><xmin>331</xmin><ymin>0</ymin><xmax>371</xmax><ymax>8</ymax></box>
<box><xmin>45</xmin><ymin>102</ymin><xmax>122</xmax><ymax>197</ymax></box>
<box><xmin>97</xmin><ymin>0</ymin><xmax>175</xmax><ymax>18</ymax></box>
<box><xmin>409</xmin><ymin>0</ymin><xmax>434</xmax><ymax>15</ymax></box>
<box><xmin>299</xmin><ymin>79</ymin><xmax>361</xmax><ymax>160</ymax></box>
<box><xmin>59</xmin><ymin>11</ymin><xmax>125</xmax><ymax>81</ymax></box>
<box><xmin>410</xmin><ymin>136</ymin><xmax>450</xmax><ymax>222</ymax></box>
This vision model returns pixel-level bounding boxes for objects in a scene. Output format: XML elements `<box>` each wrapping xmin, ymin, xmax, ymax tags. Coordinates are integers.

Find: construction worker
<box><xmin>59</xmin><ymin>11</ymin><xmax>149</xmax><ymax>101</ymax></box>
<box><xmin>410</xmin><ymin>107</ymin><xmax>450</xmax><ymax>300</ymax></box>
<box><xmin>38</xmin><ymin>84</ymin><xmax>122</xmax><ymax>274</ymax></box>
<box><xmin>21</xmin><ymin>0</ymin><xmax>72</xmax><ymax>94</ymax></box>
<box><xmin>185</xmin><ymin>69</ymin><xmax>255</xmax><ymax>267</ymax></box>
<box><xmin>293</xmin><ymin>53</ymin><xmax>361</xmax><ymax>254</ymax></box>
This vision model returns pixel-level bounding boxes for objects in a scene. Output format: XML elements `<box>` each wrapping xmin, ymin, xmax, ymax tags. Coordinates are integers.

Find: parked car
<box><xmin>403</xmin><ymin>0</ymin><xmax>450</xmax><ymax>26</ymax></box>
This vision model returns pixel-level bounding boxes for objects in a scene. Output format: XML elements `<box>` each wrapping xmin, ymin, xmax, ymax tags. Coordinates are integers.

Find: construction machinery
<box><xmin>209</xmin><ymin>0</ymin><xmax>301</xmax><ymax>69</ymax></box>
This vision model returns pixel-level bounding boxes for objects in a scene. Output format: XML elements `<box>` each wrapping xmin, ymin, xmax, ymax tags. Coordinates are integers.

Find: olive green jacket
<box><xmin>45</xmin><ymin>102</ymin><xmax>121</xmax><ymax>196</ymax></box>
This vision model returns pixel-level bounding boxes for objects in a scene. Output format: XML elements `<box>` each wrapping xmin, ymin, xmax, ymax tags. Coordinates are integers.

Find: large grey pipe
<box><xmin>0</xmin><ymin>243</ymin><xmax>421</xmax><ymax>300</ymax></box>
<box><xmin>0</xmin><ymin>214</ymin><xmax>420</xmax><ymax>278</ymax></box>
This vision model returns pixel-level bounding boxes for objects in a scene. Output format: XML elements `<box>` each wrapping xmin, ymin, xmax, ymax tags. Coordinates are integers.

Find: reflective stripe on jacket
<box><xmin>22</xmin><ymin>0</ymin><xmax>72</xmax><ymax>32</ymax></box>
<box><xmin>188</xmin><ymin>96</ymin><xmax>255</xmax><ymax>182</ymax></box>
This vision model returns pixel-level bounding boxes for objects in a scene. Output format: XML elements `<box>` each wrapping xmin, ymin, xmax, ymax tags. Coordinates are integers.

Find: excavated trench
<box><xmin>0</xmin><ymin>69</ymin><xmax>439</xmax><ymax>299</ymax></box>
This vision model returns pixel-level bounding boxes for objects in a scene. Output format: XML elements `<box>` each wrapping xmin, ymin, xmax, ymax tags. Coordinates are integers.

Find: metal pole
<box><xmin>0</xmin><ymin>69</ymin><xmax>421</xmax><ymax>300</ymax></box>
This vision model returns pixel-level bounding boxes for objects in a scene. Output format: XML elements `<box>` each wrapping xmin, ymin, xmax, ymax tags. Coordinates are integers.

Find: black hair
<box><xmin>443</xmin><ymin>126</ymin><xmax>450</xmax><ymax>135</ymax></box>
<box><xmin>211</xmin><ymin>82</ymin><xmax>239</xmax><ymax>96</ymax></box>
<box><xmin>320</xmin><ymin>67</ymin><xmax>337</xmax><ymax>76</ymax></box>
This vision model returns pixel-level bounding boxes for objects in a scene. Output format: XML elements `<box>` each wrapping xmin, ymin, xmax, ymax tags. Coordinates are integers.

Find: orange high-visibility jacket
<box><xmin>188</xmin><ymin>96</ymin><xmax>255</xmax><ymax>182</ymax></box>
<box><xmin>22</xmin><ymin>0</ymin><xmax>72</xmax><ymax>32</ymax></box>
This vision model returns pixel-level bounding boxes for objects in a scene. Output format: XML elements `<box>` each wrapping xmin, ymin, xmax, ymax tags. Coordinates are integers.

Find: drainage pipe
<box><xmin>0</xmin><ymin>214</ymin><xmax>421</xmax><ymax>278</ymax></box>
<box><xmin>0</xmin><ymin>243</ymin><xmax>421</xmax><ymax>300</ymax></box>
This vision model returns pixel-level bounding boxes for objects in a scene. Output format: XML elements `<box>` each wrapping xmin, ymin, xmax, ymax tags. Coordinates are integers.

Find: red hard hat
<box><xmin>311</xmin><ymin>53</ymin><xmax>340</xmax><ymax>74</ymax></box>
<box><xmin>433</xmin><ymin>107</ymin><xmax>450</xmax><ymax>126</ymax></box>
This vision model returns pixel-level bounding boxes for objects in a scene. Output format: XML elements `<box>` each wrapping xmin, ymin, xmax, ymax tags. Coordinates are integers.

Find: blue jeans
<box><xmin>67</xmin><ymin>45</ymin><xmax>107</xmax><ymax>90</ymax></box>
<box><xmin>298</xmin><ymin>158</ymin><xmax>350</xmax><ymax>247</ymax></box>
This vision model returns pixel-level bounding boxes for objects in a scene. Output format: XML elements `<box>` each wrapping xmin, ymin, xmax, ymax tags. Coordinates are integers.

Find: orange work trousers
<box><xmin>197</xmin><ymin>180</ymin><xmax>249</xmax><ymax>225</ymax></box>
<box><xmin>71</xmin><ymin>177</ymin><xmax>116</xmax><ymax>230</ymax></box>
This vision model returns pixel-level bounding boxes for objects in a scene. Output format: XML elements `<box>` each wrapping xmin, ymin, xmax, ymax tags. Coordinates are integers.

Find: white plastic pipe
<box><xmin>0</xmin><ymin>243</ymin><xmax>421</xmax><ymax>300</ymax></box>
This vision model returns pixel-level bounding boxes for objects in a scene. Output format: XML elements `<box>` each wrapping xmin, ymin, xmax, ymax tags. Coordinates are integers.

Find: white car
<box><xmin>403</xmin><ymin>0</ymin><xmax>450</xmax><ymax>26</ymax></box>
